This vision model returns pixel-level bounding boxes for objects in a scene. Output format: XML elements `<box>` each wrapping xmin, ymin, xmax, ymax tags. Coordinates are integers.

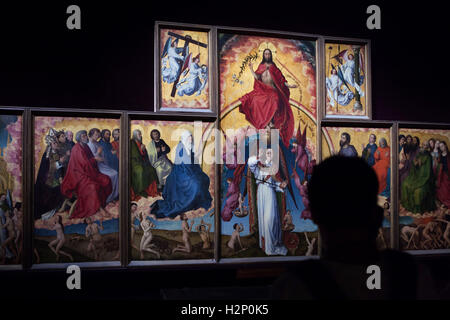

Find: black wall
<box><xmin>0</xmin><ymin>1</ymin><xmax>447</xmax><ymax>121</ymax></box>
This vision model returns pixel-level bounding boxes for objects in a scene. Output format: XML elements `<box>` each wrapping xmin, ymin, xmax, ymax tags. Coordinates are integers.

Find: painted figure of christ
<box><xmin>239</xmin><ymin>48</ymin><xmax>297</xmax><ymax>147</ymax></box>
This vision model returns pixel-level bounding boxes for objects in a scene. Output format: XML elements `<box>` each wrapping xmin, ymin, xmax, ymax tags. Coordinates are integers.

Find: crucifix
<box><xmin>167</xmin><ymin>31</ymin><xmax>208</xmax><ymax>97</ymax></box>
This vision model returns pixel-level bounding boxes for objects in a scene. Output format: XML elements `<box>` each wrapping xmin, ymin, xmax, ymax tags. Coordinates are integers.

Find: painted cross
<box><xmin>167</xmin><ymin>31</ymin><xmax>207</xmax><ymax>97</ymax></box>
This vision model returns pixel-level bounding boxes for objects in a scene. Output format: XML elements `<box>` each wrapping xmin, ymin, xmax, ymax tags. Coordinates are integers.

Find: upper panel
<box><xmin>155</xmin><ymin>22</ymin><xmax>217</xmax><ymax>115</ymax></box>
<box><xmin>323</xmin><ymin>38</ymin><xmax>371</xmax><ymax>120</ymax></box>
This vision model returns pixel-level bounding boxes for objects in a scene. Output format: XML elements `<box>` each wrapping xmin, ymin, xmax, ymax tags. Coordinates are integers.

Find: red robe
<box><xmin>239</xmin><ymin>63</ymin><xmax>294</xmax><ymax>147</ymax></box>
<box><xmin>61</xmin><ymin>143</ymin><xmax>112</xmax><ymax>219</ymax></box>
<box><xmin>436</xmin><ymin>155</ymin><xmax>450</xmax><ymax>207</ymax></box>
<box><xmin>111</xmin><ymin>140</ymin><xmax>119</xmax><ymax>158</ymax></box>
<box><xmin>373</xmin><ymin>146</ymin><xmax>390</xmax><ymax>194</ymax></box>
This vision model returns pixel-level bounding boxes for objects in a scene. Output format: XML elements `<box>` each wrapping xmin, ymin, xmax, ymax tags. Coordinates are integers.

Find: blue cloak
<box><xmin>150</xmin><ymin>142</ymin><xmax>212</xmax><ymax>219</ymax></box>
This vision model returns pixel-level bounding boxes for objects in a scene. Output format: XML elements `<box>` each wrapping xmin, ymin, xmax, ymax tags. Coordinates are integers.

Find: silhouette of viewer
<box><xmin>272</xmin><ymin>155</ymin><xmax>437</xmax><ymax>299</ymax></box>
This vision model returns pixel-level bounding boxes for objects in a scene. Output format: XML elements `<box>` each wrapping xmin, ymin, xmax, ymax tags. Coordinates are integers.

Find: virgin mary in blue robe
<box><xmin>150</xmin><ymin>130</ymin><xmax>212</xmax><ymax>219</ymax></box>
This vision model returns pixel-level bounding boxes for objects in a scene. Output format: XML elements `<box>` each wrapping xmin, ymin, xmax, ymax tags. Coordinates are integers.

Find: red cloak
<box><xmin>239</xmin><ymin>63</ymin><xmax>294</xmax><ymax>147</ymax></box>
<box><xmin>61</xmin><ymin>143</ymin><xmax>112</xmax><ymax>218</ymax></box>
<box><xmin>373</xmin><ymin>146</ymin><xmax>390</xmax><ymax>194</ymax></box>
<box><xmin>111</xmin><ymin>140</ymin><xmax>119</xmax><ymax>157</ymax></box>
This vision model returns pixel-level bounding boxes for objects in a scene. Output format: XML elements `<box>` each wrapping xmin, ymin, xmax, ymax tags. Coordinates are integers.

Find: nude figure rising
<box><xmin>172</xmin><ymin>213</ymin><xmax>194</xmax><ymax>254</ymax></box>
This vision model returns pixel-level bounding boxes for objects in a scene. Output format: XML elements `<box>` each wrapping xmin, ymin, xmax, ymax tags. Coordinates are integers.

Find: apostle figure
<box><xmin>248</xmin><ymin>148</ymin><xmax>288</xmax><ymax>255</ymax></box>
<box><xmin>372</xmin><ymin>138</ymin><xmax>390</xmax><ymax>196</ymax></box>
<box><xmin>401</xmin><ymin>142</ymin><xmax>436</xmax><ymax>214</ymax></box>
<box><xmin>54</xmin><ymin>130</ymin><xmax>71</xmax><ymax>181</ymax></box>
<box><xmin>150</xmin><ymin>130</ymin><xmax>212</xmax><ymax>219</ymax></box>
<box><xmin>61</xmin><ymin>130</ymin><xmax>112</xmax><ymax>219</ymax></box>
<box><xmin>65</xmin><ymin>130</ymin><xmax>75</xmax><ymax>150</ymax></box>
<box><xmin>436</xmin><ymin>141</ymin><xmax>450</xmax><ymax>207</ymax></box>
<box><xmin>147</xmin><ymin>129</ymin><xmax>173</xmax><ymax>192</ymax></box>
<box><xmin>98</xmin><ymin>129</ymin><xmax>119</xmax><ymax>172</ymax></box>
<box><xmin>34</xmin><ymin>129</ymin><xmax>66</xmax><ymax>219</ymax></box>
<box><xmin>130</xmin><ymin>129</ymin><xmax>159</xmax><ymax>199</ymax></box>
<box><xmin>87</xmin><ymin>128</ymin><xmax>119</xmax><ymax>204</ymax></box>
<box><xmin>398</xmin><ymin>135</ymin><xmax>406</xmax><ymax>154</ymax></box>
<box><xmin>361</xmin><ymin>134</ymin><xmax>378</xmax><ymax>167</ymax></box>
<box><xmin>338</xmin><ymin>132</ymin><xmax>358</xmax><ymax>157</ymax></box>
<box><xmin>111</xmin><ymin>128</ymin><xmax>120</xmax><ymax>158</ymax></box>
<box><xmin>400</xmin><ymin>136</ymin><xmax>420</xmax><ymax>185</ymax></box>
<box><xmin>239</xmin><ymin>48</ymin><xmax>297</xmax><ymax>147</ymax></box>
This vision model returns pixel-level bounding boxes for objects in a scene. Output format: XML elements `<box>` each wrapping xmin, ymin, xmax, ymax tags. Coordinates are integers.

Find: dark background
<box><xmin>0</xmin><ymin>1</ymin><xmax>449</xmax><ymax>300</ymax></box>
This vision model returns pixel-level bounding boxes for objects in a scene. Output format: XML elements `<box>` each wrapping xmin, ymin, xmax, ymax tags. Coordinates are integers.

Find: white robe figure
<box><xmin>326</xmin><ymin>73</ymin><xmax>354</xmax><ymax>107</ymax></box>
<box><xmin>161</xmin><ymin>41</ymin><xmax>187</xmax><ymax>84</ymax></box>
<box><xmin>177</xmin><ymin>62</ymin><xmax>208</xmax><ymax>97</ymax></box>
<box><xmin>341</xmin><ymin>57</ymin><xmax>364</xmax><ymax>97</ymax></box>
<box><xmin>88</xmin><ymin>140</ymin><xmax>119</xmax><ymax>204</ymax></box>
<box><xmin>248</xmin><ymin>156</ymin><xmax>288</xmax><ymax>256</ymax></box>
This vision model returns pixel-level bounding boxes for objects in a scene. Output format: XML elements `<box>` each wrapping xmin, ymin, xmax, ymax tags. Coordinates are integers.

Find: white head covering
<box><xmin>180</xmin><ymin>130</ymin><xmax>193</xmax><ymax>153</ymax></box>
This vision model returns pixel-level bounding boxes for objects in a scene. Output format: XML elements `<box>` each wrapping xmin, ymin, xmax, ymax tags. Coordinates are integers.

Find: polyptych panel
<box><xmin>130</xmin><ymin>119</ymin><xmax>215</xmax><ymax>260</ymax></box>
<box><xmin>33</xmin><ymin>116</ymin><xmax>121</xmax><ymax>263</ymax></box>
<box><xmin>219</xmin><ymin>30</ymin><xmax>319</xmax><ymax>258</ymax></box>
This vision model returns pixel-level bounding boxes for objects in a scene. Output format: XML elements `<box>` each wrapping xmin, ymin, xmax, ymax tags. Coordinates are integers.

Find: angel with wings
<box><xmin>291</xmin><ymin>120</ymin><xmax>316</xmax><ymax>185</ymax></box>
<box><xmin>161</xmin><ymin>37</ymin><xmax>187</xmax><ymax>84</ymax></box>
<box><xmin>335</xmin><ymin>50</ymin><xmax>365</xmax><ymax>98</ymax></box>
<box><xmin>176</xmin><ymin>53</ymin><xmax>208</xmax><ymax>97</ymax></box>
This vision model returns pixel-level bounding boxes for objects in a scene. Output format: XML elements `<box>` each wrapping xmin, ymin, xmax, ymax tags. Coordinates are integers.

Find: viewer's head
<box><xmin>307</xmin><ymin>156</ymin><xmax>382</xmax><ymax>242</ymax></box>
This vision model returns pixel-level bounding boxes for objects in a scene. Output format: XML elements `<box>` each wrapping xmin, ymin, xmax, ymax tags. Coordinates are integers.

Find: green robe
<box><xmin>130</xmin><ymin>139</ymin><xmax>159</xmax><ymax>196</ymax></box>
<box><xmin>400</xmin><ymin>151</ymin><xmax>436</xmax><ymax>213</ymax></box>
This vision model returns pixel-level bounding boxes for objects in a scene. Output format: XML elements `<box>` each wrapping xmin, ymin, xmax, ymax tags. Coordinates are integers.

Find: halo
<box><xmin>258</xmin><ymin>42</ymin><xmax>277</xmax><ymax>60</ymax></box>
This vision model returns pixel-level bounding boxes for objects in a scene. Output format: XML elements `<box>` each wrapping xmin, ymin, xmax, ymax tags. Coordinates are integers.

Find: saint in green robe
<box><xmin>130</xmin><ymin>139</ymin><xmax>159</xmax><ymax>198</ymax></box>
<box><xmin>400</xmin><ymin>150</ymin><xmax>436</xmax><ymax>213</ymax></box>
